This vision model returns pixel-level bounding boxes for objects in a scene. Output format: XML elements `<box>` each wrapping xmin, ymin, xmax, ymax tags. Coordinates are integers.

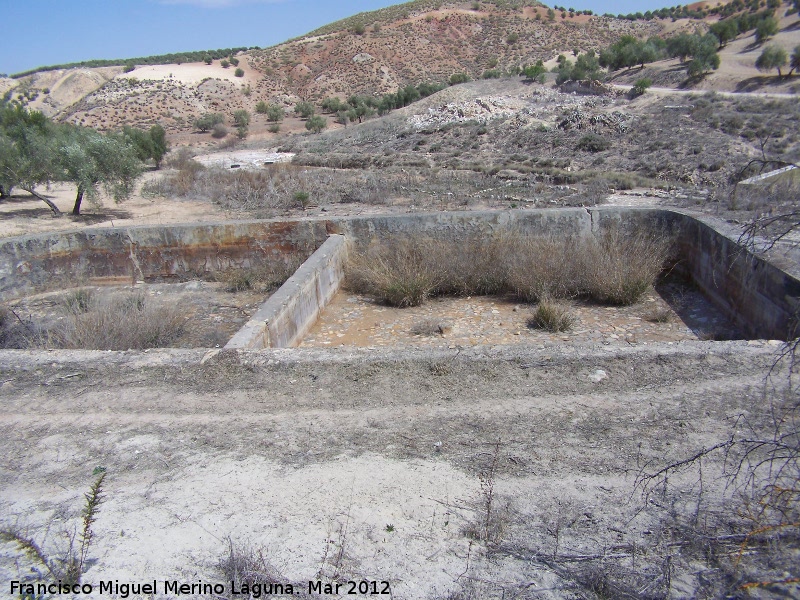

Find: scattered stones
<box><xmin>408</xmin><ymin>95</ymin><xmax>527</xmax><ymax>131</ymax></box>
<box><xmin>588</xmin><ymin>369</ymin><xmax>608</xmax><ymax>383</ymax></box>
<box><xmin>301</xmin><ymin>287</ymin><xmax>740</xmax><ymax>349</ymax></box>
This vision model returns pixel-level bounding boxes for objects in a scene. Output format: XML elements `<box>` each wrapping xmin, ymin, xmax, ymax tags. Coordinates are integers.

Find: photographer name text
<box><xmin>11</xmin><ymin>579</ymin><xmax>391</xmax><ymax>597</ymax></box>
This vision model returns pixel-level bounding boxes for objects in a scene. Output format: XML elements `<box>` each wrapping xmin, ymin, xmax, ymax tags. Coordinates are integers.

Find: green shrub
<box><xmin>234</xmin><ymin>67</ymin><xmax>244</xmax><ymax>77</ymax></box>
<box><xmin>293</xmin><ymin>191</ymin><xmax>311</xmax><ymax>209</ymax></box>
<box><xmin>631</xmin><ymin>77</ymin><xmax>652</xmax><ymax>97</ymax></box>
<box><xmin>255</xmin><ymin>101</ymin><xmax>269</xmax><ymax>114</ymax></box>
<box><xmin>194</xmin><ymin>112</ymin><xmax>224</xmax><ymax>132</ymax></box>
<box><xmin>576</xmin><ymin>134</ymin><xmax>611</xmax><ymax>152</ymax></box>
<box><xmin>233</xmin><ymin>109</ymin><xmax>250</xmax><ymax>127</ymax></box>
<box><xmin>212</xmin><ymin>123</ymin><xmax>228</xmax><ymax>138</ymax></box>
<box><xmin>266</xmin><ymin>104</ymin><xmax>285</xmax><ymax>122</ymax></box>
<box><xmin>449</xmin><ymin>72</ymin><xmax>470</xmax><ymax>85</ymax></box>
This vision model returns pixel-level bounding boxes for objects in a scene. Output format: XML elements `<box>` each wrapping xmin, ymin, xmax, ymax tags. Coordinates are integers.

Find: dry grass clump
<box><xmin>645</xmin><ymin>306</ymin><xmax>674</xmax><ymax>323</ymax></box>
<box><xmin>584</xmin><ymin>229</ymin><xmax>673</xmax><ymax>305</ymax></box>
<box><xmin>218</xmin><ymin>538</ymin><xmax>312</xmax><ymax>599</ymax></box>
<box><xmin>410</xmin><ymin>318</ymin><xmax>452</xmax><ymax>336</ymax></box>
<box><xmin>506</xmin><ymin>235</ymin><xmax>585</xmax><ymax>302</ymax></box>
<box><xmin>347</xmin><ymin>237</ymin><xmax>442</xmax><ymax>307</ymax></box>
<box><xmin>215</xmin><ymin>258</ymin><xmax>303</xmax><ymax>293</ymax></box>
<box><xmin>347</xmin><ymin>228</ymin><xmax>672</xmax><ymax>308</ymax></box>
<box><xmin>0</xmin><ymin>306</ymin><xmax>31</xmax><ymax>349</ymax></box>
<box><xmin>527</xmin><ymin>299</ymin><xmax>574</xmax><ymax>332</ymax></box>
<box><xmin>49</xmin><ymin>290</ymin><xmax>186</xmax><ymax>350</ymax></box>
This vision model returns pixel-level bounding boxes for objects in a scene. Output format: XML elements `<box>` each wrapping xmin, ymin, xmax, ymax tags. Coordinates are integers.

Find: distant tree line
<box><xmin>11</xmin><ymin>47</ymin><xmax>258</xmax><ymax>79</ymax></box>
<box><xmin>0</xmin><ymin>103</ymin><xmax>167</xmax><ymax>215</ymax></box>
<box><xmin>607</xmin><ymin>0</ymin><xmax>785</xmax><ymax>21</ymax></box>
<box><xmin>586</xmin><ymin>6</ymin><xmax>785</xmax><ymax>81</ymax></box>
<box><xmin>318</xmin><ymin>81</ymin><xmax>448</xmax><ymax>125</ymax></box>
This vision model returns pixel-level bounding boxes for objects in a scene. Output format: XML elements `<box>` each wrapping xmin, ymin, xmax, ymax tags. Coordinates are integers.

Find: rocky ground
<box><xmin>300</xmin><ymin>283</ymin><xmax>740</xmax><ymax>349</ymax></box>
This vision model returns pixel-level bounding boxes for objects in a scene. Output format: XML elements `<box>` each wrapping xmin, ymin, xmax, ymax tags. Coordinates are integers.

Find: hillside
<box><xmin>0</xmin><ymin>0</ymin><xmax>663</xmax><ymax>135</ymax></box>
<box><xmin>0</xmin><ymin>0</ymin><xmax>796</xmax><ymax>140</ymax></box>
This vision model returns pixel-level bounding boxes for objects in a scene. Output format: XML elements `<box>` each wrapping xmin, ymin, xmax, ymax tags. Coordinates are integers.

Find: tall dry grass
<box><xmin>347</xmin><ymin>228</ymin><xmax>673</xmax><ymax>307</ymax></box>
<box><xmin>48</xmin><ymin>290</ymin><xmax>186</xmax><ymax>350</ymax></box>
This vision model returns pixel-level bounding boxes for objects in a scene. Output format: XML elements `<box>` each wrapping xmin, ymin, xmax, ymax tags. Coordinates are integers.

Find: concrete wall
<box><xmin>0</xmin><ymin>220</ymin><xmax>328</xmax><ymax>301</ymax></box>
<box><xmin>325</xmin><ymin>208</ymin><xmax>798</xmax><ymax>340</ymax></box>
<box><xmin>1</xmin><ymin>208</ymin><xmax>797</xmax><ymax>342</ymax></box>
<box><xmin>225</xmin><ymin>234</ymin><xmax>348</xmax><ymax>349</ymax></box>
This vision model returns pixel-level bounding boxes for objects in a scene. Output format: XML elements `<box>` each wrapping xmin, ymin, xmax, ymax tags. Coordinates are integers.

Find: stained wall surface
<box><xmin>1</xmin><ymin>209</ymin><xmax>796</xmax><ymax>342</ymax></box>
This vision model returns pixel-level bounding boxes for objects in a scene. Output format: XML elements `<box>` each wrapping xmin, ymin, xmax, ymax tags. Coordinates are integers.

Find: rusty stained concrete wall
<box><xmin>1</xmin><ymin>208</ymin><xmax>797</xmax><ymax>341</ymax></box>
<box><xmin>0</xmin><ymin>220</ymin><xmax>328</xmax><ymax>301</ymax></box>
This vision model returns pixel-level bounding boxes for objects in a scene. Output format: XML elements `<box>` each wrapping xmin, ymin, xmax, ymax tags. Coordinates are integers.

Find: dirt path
<box><xmin>610</xmin><ymin>83</ymin><xmax>798</xmax><ymax>98</ymax></box>
<box><xmin>0</xmin><ymin>341</ymin><xmax>785</xmax><ymax>598</ymax></box>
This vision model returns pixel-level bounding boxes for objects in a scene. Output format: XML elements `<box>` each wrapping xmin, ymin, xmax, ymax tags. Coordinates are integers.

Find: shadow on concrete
<box><xmin>655</xmin><ymin>275</ymin><xmax>745</xmax><ymax>341</ymax></box>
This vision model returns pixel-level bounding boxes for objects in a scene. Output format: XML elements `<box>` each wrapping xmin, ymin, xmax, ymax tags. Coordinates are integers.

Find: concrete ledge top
<box><xmin>0</xmin><ymin>206</ymin><xmax>680</xmax><ymax>244</ymax></box>
<box><xmin>0</xmin><ymin>339</ymin><xmax>784</xmax><ymax>371</ymax></box>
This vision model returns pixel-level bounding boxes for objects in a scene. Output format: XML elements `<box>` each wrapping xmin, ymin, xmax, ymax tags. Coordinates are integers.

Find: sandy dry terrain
<box><xmin>0</xmin><ymin>341</ymin><xmax>787</xmax><ymax>598</ymax></box>
<box><xmin>0</xmin><ymin>174</ymin><xmax>238</xmax><ymax>239</ymax></box>
<box><xmin>121</xmin><ymin>60</ymin><xmax>257</xmax><ymax>86</ymax></box>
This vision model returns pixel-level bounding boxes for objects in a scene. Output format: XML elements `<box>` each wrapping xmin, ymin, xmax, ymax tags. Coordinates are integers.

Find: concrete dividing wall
<box><xmin>1</xmin><ymin>208</ymin><xmax>798</xmax><ymax>342</ymax></box>
<box><xmin>225</xmin><ymin>235</ymin><xmax>348</xmax><ymax>349</ymax></box>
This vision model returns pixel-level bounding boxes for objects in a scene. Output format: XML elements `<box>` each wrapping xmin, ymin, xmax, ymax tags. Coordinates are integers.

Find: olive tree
<box><xmin>58</xmin><ymin>128</ymin><xmax>142</xmax><ymax>215</ymax></box>
<box><xmin>0</xmin><ymin>105</ymin><xmax>61</xmax><ymax>213</ymax></box>
<box><xmin>755</xmin><ymin>17</ymin><xmax>779</xmax><ymax>44</ymax></box>
<box><xmin>294</xmin><ymin>101</ymin><xmax>315</xmax><ymax>119</ymax></box>
<box><xmin>123</xmin><ymin>124</ymin><xmax>168</xmax><ymax>169</ymax></box>
<box><xmin>756</xmin><ymin>45</ymin><xmax>788</xmax><ymax>78</ymax></box>
<box><xmin>790</xmin><ymin>45</ymin><xmax>800</xmax><ymax>77</ymax></box>
<box><xmin>305</xmin><ymin>115</ymin><xmax>326</xmax><ymax>134</ymax></box>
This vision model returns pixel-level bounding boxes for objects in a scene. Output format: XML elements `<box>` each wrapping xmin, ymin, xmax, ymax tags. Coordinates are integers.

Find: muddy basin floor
<box><xmin>301</xmin><ymin>282</ymin><xmax>742</xmax><ymax>349</ymax></box>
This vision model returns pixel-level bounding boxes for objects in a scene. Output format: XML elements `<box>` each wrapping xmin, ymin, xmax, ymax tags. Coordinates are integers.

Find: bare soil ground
<box><xmin>300</xmin><ymin>282</ymin><xmax>740</xmax><ymax>349</ymax></box>
<box><xmin>0</xmin><ymin>341</ymin><xmax>791</xmax><ymax>598</ymax></box>
<box><xmin>0</xmin><ymin>174</ymin><xmax>238</xmax><ymax>238</ymax></box>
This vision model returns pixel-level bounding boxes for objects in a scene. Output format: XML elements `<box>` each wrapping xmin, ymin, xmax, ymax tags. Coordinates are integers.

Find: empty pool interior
<box><xmin>1</xmin><ymin>208</ymin><xmax>797</xmax><ymax>350</ymax></box>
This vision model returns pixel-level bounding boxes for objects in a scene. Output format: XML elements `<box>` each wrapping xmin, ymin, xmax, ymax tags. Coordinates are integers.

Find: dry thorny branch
<box><xmin>634</xmin><ymin>368</ymin><xmax>799</xmax><ymax>591</ymax></box>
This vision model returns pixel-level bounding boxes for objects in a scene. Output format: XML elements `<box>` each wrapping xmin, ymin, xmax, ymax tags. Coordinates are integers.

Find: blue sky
<box><xmin>1</xmin><ymin>0</ymin><xmax>679</xmax><ymax>75</ymax></box>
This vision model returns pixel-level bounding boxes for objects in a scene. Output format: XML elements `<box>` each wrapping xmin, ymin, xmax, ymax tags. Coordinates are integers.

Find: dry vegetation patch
<box><xmin>48</xmin><ymin>289</ymin><xmax>187</xmax><ymax>351</ymax></box>
<box><xmin>346</xmin><ymin>229</ymin><xmax>674</xmax><ymax>309</ymax></box>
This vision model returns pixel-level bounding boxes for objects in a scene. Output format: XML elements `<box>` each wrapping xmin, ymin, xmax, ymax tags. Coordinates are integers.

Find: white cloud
<box><xmin>159</xmin><ymin>0</ymin><xmax>286</xmax><ymax>7</ymax></box>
